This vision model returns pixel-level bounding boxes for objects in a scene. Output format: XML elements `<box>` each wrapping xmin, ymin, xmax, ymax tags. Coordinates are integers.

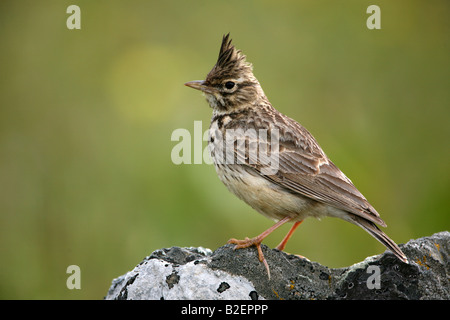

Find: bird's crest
<box><xmin>206</xmin><ymin>33</ymin><xmax>253</xmax><ymax>80</ymax></box>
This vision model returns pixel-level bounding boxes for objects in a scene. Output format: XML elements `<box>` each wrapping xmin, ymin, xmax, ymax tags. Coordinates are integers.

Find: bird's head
<box><xmin>185</xmin><ymin>34</ymin><xmax>264</xmax><ymax>113</ymax></box>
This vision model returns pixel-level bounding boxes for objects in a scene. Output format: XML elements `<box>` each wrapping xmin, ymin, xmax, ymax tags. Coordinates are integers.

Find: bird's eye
<box><xmin>224</xmin><ymin>81</ymin><xmax>235</xmax><ymax>90</ymax></box>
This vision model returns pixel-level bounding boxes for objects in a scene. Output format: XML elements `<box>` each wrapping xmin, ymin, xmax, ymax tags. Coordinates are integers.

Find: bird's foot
<box><xmin>228</xmin><ymin>236</ymin><xmax>271</xmax><ymax>279</ymax></box>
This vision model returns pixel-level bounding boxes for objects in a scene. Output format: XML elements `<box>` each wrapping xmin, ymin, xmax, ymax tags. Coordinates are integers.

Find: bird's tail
<box><xmin>350</xmin><ymin>215</ymin><xmax>408</xmax><ymax>264</ymax></box>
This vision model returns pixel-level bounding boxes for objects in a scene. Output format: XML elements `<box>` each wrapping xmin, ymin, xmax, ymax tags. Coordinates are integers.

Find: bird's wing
<box><xmin>230</xmin><ymin>110</ymin><xmax>386</xmax><ymax>227</ymax></box>
<box><xmin>262</xmin><ymin>150</ymin><xmax>386</xmax><ymax>227</ymax></box>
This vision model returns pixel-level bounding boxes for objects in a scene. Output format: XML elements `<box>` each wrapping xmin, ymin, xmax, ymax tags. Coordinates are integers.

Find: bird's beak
<box><xmin>184</xmin><ymin>80</ymin><xmax>215</xmax><ymax>94</ymax></box>
<box><xmin>184</xmin><ymin>80</ymin><xmax>205</xmax><ymax>91</ymax></box>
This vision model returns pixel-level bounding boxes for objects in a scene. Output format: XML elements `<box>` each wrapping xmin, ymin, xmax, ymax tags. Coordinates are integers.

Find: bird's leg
<box><xmin>228</xmin><ymin>216</ymin><xmax>292</xmax><ymax>279</ymax></box>
<box><xmin>276</xmin><ymin>220</ymin><xmax>303</xmax><ymax>251</ymax></box>
<box><xmin>275</xmin><ymin>220</ymin><xmax>309</xmax><ymax>260</ymax></box>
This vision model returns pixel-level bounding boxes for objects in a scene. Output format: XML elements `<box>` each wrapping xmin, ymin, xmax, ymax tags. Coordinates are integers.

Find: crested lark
<box><xmin>185</xmin><ymin>34</ymin><xmax>408</xmax><ymax>277</ymax></box>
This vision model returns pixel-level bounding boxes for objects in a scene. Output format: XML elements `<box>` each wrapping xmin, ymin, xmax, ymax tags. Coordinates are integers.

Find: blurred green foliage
<box><xmin>0</xmin><ymin>1</ymin><xmax>448</xmax><ymax>299</ymax></box>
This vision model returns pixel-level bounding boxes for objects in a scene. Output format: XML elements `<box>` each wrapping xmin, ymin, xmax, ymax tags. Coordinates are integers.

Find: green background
<box><xmin>0</xmin><ymin>1</ymin><xmax>448</xmax><ymax>299</ymax></box>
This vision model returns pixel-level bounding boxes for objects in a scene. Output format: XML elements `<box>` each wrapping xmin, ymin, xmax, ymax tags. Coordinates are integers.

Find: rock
<box><xmin>105</xmin><ymin>231</ymin><xmax>449</xmax><ymax>300</ymax></box>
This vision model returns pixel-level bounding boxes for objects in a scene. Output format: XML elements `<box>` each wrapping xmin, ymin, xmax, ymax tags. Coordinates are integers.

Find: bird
<box><xmin>185</xmin><ymin>33</ymin><xmax>408</xmax><ymax>277</ymax></box>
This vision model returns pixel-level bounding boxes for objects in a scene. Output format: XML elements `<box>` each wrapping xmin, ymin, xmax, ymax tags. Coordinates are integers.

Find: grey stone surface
<box><xmin>105</xmin><ymin>231</ymin><xmax>449</xmax><ymax>300</ymax></box>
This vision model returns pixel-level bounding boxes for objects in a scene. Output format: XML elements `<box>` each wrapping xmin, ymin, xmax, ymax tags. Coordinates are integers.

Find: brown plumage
<box><xmin>185</xmin><ymin>34</ymin><xmax>408</xmax><ymax>277</ymax></box>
